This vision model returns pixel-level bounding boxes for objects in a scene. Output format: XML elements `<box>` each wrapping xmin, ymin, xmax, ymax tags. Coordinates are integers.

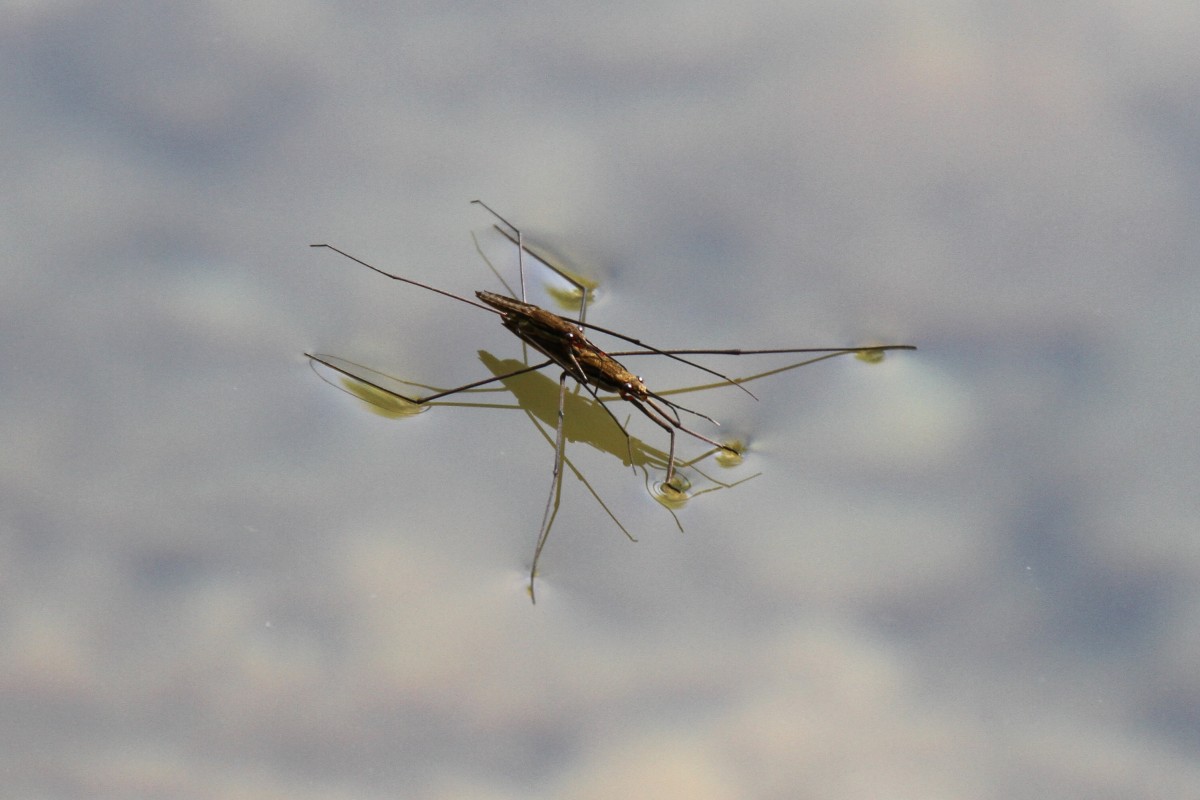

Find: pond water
<box><xmin>6</xmin><ymin>3</ymin><xmax>1199</xmax><ymax>797</ymax></box>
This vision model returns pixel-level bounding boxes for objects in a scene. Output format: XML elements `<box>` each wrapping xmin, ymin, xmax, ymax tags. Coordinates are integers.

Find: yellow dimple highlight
<box><xmin>545</xmin><ymin>282</ymin><xmax>601</xmax><ymax>316</ymax></box>
<box><xmin>341</xmin><ymin>378</ymin><xmax>426</xmax><ymax>418</ymax></box>
<box><xmin>652</xmin><ymin>474</ymin><xmax>692</xmax><ymax>509</ymax></box>
<box><xmin>715</xmin><ymin>441</ymin><xmax>745</xmax><ymax>468</ymax></box>
<box><xmin>856</xmin><ymin>348</ymin><xmax>887</xmax><ymax>364</ymax></box>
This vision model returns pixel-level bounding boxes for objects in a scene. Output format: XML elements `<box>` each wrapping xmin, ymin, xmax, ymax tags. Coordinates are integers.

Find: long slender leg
<box><xmin>663</xmin><ymin>427</ymin><xmax>679</xmax><ymax>488</ymax></box>
<box><xmin>606</xmin><ymin>347</ymin><xmax>916</xmax><ymax>403</ymax></box>
<box><xmin>608</xmin><ymin>345</ymin><xmax>917</xmax><ymax>357</ymax></box>
<box><xmin>471</xmin><ymin>200</ymin><xmax>533</xmax><ymax>303</ymax></box>
<box><xmin>306</xmin><ymin>353</ymin><xmax>552</xmax><ymax>405</ymax></box>
<box><xmin>310</xmin><ymin>244</ymin><xmax>498</xmax><ymax>316</ymax></box>
<box><xmin>483</xmin><ymin>217</ymin><xmax>593</xmax><ymax>324</ymax></box>
<box><xmin>624</xmin><ymin>394</ymin><xmax>747</xmax><ymax>486</ymax></box>
<box><xmin>623</xmin><ymin>396</ymin><xmax>682</xmax><ymax>485</ymax></box>
<box><xmin>530</xmin><ymin>371</ymin><xmax>571</xmax><ymax>603</ymax></box>
<box><xmin>646</xmin><ymin>395</ymin><xmax>739</xmax><ymax>454</ymax></box>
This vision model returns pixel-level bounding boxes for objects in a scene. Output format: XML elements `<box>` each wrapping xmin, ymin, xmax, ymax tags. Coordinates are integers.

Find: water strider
<box><xmin>309</xmin><ymin>200</ymin><xmax>915</xmax><ymax>601</ymax></box>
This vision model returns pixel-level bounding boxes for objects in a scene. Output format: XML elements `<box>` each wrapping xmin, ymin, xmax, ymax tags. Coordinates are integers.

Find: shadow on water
<box><xmin>306</xmin><ymin>350</ymin><xmax>758</xmax><ymax>533</ymax></box>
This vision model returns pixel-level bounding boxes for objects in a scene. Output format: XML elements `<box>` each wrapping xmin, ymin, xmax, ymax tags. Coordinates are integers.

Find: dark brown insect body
<box><xmin>476</xmin><ymin>291</ymin><xmax>648</xmax><ymax>397</ymax></box>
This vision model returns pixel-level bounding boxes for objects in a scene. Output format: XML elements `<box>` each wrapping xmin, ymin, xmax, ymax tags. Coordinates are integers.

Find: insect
<box><xmin>309</xmin><ymin>201</ymin><xmax>915</xmax><ymax>601</ymax></box>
